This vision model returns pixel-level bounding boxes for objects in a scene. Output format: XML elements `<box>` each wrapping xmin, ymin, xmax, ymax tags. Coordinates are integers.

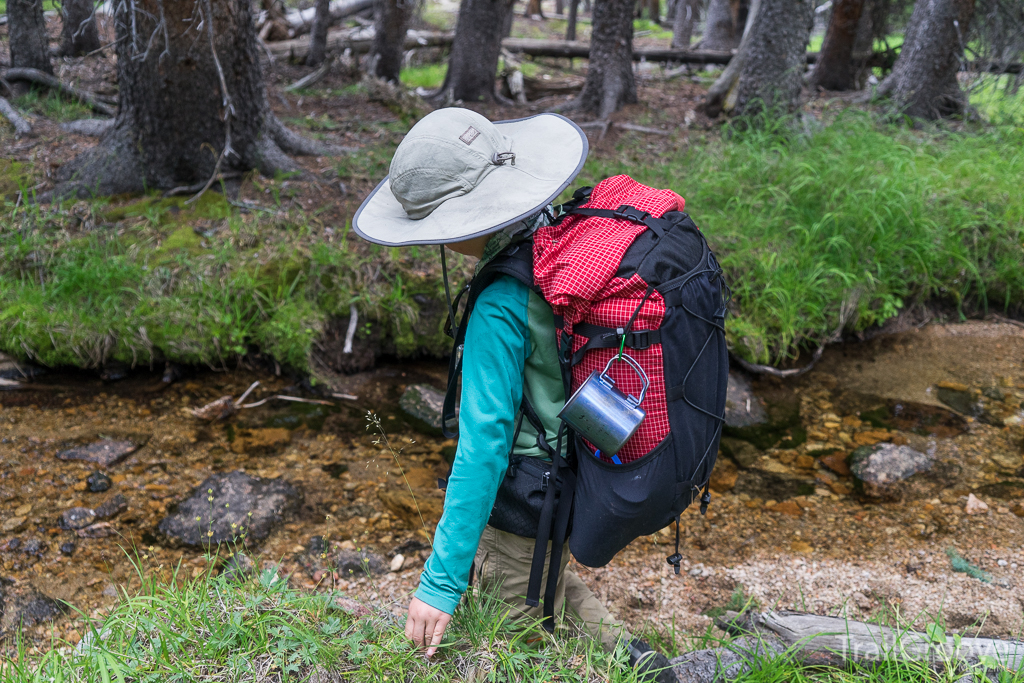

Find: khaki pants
<box><xmin>473</xmin><ymin>525</ymin><xmax>631</xmax><ymax>652</ymax></box>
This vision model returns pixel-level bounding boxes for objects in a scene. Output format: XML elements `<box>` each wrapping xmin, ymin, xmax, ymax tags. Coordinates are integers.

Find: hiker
<box><xmin>355</xmin><ymin>108</ymin><xmax>728</xmax><ymax>683</ymax></box>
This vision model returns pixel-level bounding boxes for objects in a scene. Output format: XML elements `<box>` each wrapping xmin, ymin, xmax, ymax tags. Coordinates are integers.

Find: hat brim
<box><xmin>352</xmin><ymin>113</ymin><xmax>588</xmax><ymax>247</ymax></box>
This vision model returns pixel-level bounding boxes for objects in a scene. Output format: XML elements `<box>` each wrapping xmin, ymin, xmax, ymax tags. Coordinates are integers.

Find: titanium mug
<box><xmin>558</xmin><ymin>353</ymin><xmax>649</xmax><ymax>458</ymax></box>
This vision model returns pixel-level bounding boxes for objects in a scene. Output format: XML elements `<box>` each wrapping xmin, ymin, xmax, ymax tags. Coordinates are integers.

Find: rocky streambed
<box><xmin>0</xmin><ymin>320</ymin><xmax>1022</xmax><ymax>650</ymax></box>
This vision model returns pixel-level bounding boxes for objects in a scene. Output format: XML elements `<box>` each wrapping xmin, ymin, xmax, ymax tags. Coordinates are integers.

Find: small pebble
<box><xmin>390</xmin><ymin>554</ymin><xmax>405</xmax><ymax>572</ymax></box>
<box><xmin>86</xmin><ymin>471</ymin><xmax>112</xmax><ymax>493</ymax></box>
<box><xmin>60</xmin><ymin>542</ymin><xmax>76</xmax><ymax>556</ymax></box>
<box><xmin>997</xmin><ymin>559</ymin><xmax>1007</xmax><ymax>567</ymax></box>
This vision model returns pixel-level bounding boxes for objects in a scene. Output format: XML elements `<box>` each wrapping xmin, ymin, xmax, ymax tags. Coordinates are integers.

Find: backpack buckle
<box><xmin>630</xmin><ymin>329</ymin><xmax>652</xmax><ymax>350</ymax></box>
<box><xmin>612</xmin><ymin>205</ymin><xmax>650</xmax><ymax>224</ymax></box>
<box><xmin>541</xmin><ymin>471</ymin><xmax>550</xmax><ymax>491</ymax></box>
<box><xmin>667</xmin><ymin>553</ymin><xmax>682</xmax><ymax>575</ymax></box>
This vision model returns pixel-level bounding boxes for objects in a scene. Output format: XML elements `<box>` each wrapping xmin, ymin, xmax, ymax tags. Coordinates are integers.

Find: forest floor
<box><xmin>2</xmin><ymin>5</ymin><xmax>1024</xmax><ymax>681</ymax></box>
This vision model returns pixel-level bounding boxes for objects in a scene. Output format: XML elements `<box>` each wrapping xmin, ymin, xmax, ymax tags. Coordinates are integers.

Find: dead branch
<box><xmin>4</xmin><ymin>68</ymin><xmax>117</xmax><ymax>117</ymax></box>
<box><xmin>617</xmin><ymin>122</ymin><xmax>673</xmax><ymax>135</ymax></box>
<box><xmin>670</xmin><ymin>610</ymin><xmax>1024</xmax><ymax>682</ymax></box>
<box><xmin>281</xmin><ymin>0</ymin><xmax>373</xmax><ymax>37</ymax></box>
<box><xmin>285</xmin><ymin>57</ymin><xmax>335</xmax><ymax>91</ymax></box>
<box><xmin>0</xmin><ymin>96</ymin><xmax>32</xmax><ymax>137</ymax></box>
<box><xmin>60</xmin><ymin>118</ymin><xmax>114</xmax><ymax>136</ymax></box>
<box><xmin>163</xmin><ymin>173</ymin><xmax>241</xmax><ymax>197</ymax></box>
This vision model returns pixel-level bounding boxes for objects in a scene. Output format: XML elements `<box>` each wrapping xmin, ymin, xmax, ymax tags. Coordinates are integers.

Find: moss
<box><xmin>0</xmin><ymin>159</ymin><xmax>34</xmax><ymax>198</ymax></box>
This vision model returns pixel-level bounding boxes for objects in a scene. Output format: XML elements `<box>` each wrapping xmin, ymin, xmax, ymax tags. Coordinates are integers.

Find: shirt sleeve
<box><xmin>414</xmin><ymin>276</ymin><xmax>530</xmax><ymax>615</ymax></box>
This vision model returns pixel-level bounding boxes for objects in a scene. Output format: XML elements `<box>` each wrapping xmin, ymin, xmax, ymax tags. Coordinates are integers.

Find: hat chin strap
<box><xmin>440</xmin><ymin>245</ymin><xmax>458</xmax><ymax>338</ymax></box>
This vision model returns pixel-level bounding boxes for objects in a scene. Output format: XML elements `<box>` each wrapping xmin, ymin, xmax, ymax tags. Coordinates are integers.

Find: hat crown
<box><xmin>389</xmin><ymin>108</ymin><xmax>514</xmax><ymax>220</ymax></box>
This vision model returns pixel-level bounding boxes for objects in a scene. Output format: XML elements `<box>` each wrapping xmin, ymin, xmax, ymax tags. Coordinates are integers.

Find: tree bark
<box><xmin>646</xmin><ymin>0</ymin><xmax>660</xmax><ymax>22</ymax></box>
<box><xmin>568</xmin><ymin>0</ymin><xmax>636</xmax><ymax>118</ymax></box>
<box><xmin>672</xmin><ymin>0</ymin><xmax>699</xmax><ymax>47</ymax></box>
<box><xmin>566</xmin><ymin>0</ymin><xmax>579</xmax><ymax>39</ymax></box>
<box><xmin>306</xmin><ymin>0</ymin><xmax>331</xmax><ymax>65</ymax></box>
<box><xmin>368</xmin><ymin>0</ymin><xmax>415</xmax><ymax>81</ymax></box>
<box><xmin>874</xmin><ymin>0</ymin><xmax>976</xmax><ymax>118</ymax></box>
<box><xmin>555</xmin><ymin>0</ymin><xmax>564</xmax><ymax>14</ymax></box>
<box><xmin>526</xmin><ymin>0</ymin><xmax>544</xmax><ymax>17</ymax></box>
<box><xmin>703</xmin><ymin>0</ymin><xmax>814</xmax><ymax>117</ymax></box>
<box><xmin>434</xmin><ymin>0</ymin><xmax>515</xmax><ymax>102</ymax></box>
<box><xmin>702</xmin><ymin>0</ymin><xmax>737</xmax><ymax>50</ymax></box>
<box><xmin>808</xmin><ymin>0</ymin><xmax>865</xmax><ymax>90</ymax></box>
<box><xmin>53</xmin><ymin>0</ymin><xmax>333</xmax><ymax>199</ymax></box>
<box><xmin>8</xmin><ymin>0</ymin><xmax>53</xmax><ymax>75</ymax></box>
<box><xmin>60</xmin><ymin>0</ymin><xmax>101</xmax><ymax>56</ymax></box>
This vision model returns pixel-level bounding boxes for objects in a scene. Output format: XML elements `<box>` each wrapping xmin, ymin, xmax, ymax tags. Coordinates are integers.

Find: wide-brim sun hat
<box><xmin>352</xmin><ymin>108</ymin><xmax>589</xmax><ymax>247</ymax></box>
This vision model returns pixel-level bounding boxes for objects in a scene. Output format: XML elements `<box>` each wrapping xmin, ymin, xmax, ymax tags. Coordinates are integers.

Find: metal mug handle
<box><xmin>600</xmin><ymin>352</ymin><xmax>650</xmax><ymax>405</ymax></box>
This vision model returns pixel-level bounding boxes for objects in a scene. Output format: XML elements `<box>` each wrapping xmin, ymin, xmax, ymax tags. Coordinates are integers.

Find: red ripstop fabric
<box><xmin>533</xmin><ymin>175</ymin><xmax>687</xmax><ymax>463</ymax></box>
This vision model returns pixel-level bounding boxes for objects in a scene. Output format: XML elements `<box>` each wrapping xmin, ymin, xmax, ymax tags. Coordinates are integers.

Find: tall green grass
<box><xmin>2</xmin><ymin>111</ymin><xmax>1022</xmax><ymax>371</ymax></box>
<box><xmin>0</xmin><ymin>552</ymin><xmax>643</xmax><ymax>682</ymax></box>
<box><xmin>577</xmin><ymin>112</ymin><xmax>1024</xmax><ymax>363</ymax></box>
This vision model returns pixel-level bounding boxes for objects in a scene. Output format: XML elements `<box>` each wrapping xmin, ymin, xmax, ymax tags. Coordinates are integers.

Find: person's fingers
<box><xmin>425</xmin><ymin>613</ymin><xmax>451</xmax><ymax>658</ymax></box>
<box><xmin>404</xmin><ymin>613</ymin><xmax>415</xmax><ymax>643</ymax></box>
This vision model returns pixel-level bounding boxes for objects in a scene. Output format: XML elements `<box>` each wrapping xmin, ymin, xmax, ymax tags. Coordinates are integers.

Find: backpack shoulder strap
<box><xmin>440</xmin><ymin>239</ymin><xmax>536</xmax><ymax>439</ymax></box>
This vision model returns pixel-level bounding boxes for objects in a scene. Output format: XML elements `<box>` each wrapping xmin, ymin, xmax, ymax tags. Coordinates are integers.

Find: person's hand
<box><xmin>405</xmin><ymin>597</ymin><xmax>452</xmax><ymax>658</ymax></box>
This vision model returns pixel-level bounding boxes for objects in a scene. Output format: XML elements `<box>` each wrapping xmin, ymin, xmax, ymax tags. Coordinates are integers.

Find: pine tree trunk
<box><xmin>60</xmin><ymin>0</ymin><xmax>101</xmax><ymax>57</ymax></box>
<box><xmin>808</xmin><ymin>0</ymin><xmax>865</xmax><ymax>90</ymax></box>
<box><xmin>702</xmin><ymin>0</ymin><xmax>737</xmax><ymax>50</ymax></box>
<box><xmin>54</xmin><ymin>0</ymin><xmax>329</xmax><ymax>198</ymax></box>
<box><xmin>8</xmin><ymin>0</ymin><xmax>53</xmax><ymax>75</ymax></box>
<box><xmin>526</xmin><ymin>0</ymin><xmax>544</xmax><ymax>17</ymax></box>
<box><xmin>671</xmin><ymin>0</ymin><xmax>698</xmax><ymax>47</ymax></box>
<box><xmin>435</xmin><ymin>0</ymin><xmax>515</xmax><ymax>102</ymax></box>
<box><xmin>703</xmin><ymin>0</ymin><xmax>814</xmax><ymax>117</ymax></box>
<box><xmin>569</xmin><ymin>0</ymin><xmax>636</xmax><ymax>118</ymax></box>
<box><xmin>647</xmin><ymin>0</ymin><xmax>660</xmax><ymax>22</ymax></box>
<box><xmin>369</xmin><ymin>0</ymin><xmax>414</xmax><ymax>82</ymax></box>
<box><xmin>555</xmin><ymin>0</ymin><xmax>564</xmax><ymax>14</ymax></box>
<box><xmin>306</xmin><ymin>0</ymin><xmax>330</xmax><ymax>65</ymax></box>
<box><xmin>874</xmin><ymin>0</ymin><xmax>976</xmax><ymax>118</ymax></box>
<box><xmin>566</xmin><ymin>0</ymin><xmax>579</xmax><ymax>38</ymax></box>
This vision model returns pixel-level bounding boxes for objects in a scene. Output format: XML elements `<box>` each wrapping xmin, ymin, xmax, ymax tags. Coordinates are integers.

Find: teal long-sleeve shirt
<box><xmin>414</xmin><ymin>274</ymin><xmax>563</xmax><ymax>615</ymax></box>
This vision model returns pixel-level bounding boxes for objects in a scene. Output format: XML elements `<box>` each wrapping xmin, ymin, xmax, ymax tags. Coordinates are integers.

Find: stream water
<box><xmin>0</xmin><ymin>320</ymin><xmax>1022</xmax><ymax>647</ymax></box>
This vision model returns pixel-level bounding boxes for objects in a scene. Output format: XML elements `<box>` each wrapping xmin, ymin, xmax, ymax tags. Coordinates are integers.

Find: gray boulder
<box><xmin>724</xmin><ymin>373</ymin><xmax>768</xmax><ymax>428</ymax></box>
<box><xmin>158</xmin><ymin>471</ymin><xmax>301</xmax><ymax>547</ymax></box>
<box><xmin>57</xmin><ymin>438</ymin><xmax>141</xmax><ymax>467</ymax></box>
<box><xmin>850</xmin><ymin>443</ymin><xmax>933</xmax><ymax>497</ymax></box>
<box><xmin>399</xmin><ymin>384</ymin><xmax>456</xmax><ymax>433</ymax></box>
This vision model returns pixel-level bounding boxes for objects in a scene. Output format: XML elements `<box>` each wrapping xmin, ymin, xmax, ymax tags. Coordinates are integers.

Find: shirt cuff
<box><xmin>413</xmin><ymin>583</ymin><xmax>460</xmax><ymax>616</ymax></box>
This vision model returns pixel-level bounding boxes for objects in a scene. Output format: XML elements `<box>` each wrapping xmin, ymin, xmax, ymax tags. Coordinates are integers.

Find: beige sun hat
<box><xmin>352</xmin><ymin>108</ymin><xmax>588</xmax><ymax>247</ymax></box>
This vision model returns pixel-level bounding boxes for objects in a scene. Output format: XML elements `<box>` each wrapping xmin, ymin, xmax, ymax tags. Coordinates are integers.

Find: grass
<box><xmin>0</xmin><ymin>550</ymin><xmax>647</xmax><ymax>683</ymax></box>
<box><xmin>12</xmin><ymin>89</ymin><xmax>93</xmax><ymax>123</ymax></box>
<box><xmin>0</xmin><ymin>177</ymin><xmax>463</xmax><ymax>373</ymax></box>
<box><xmin>3</xmin><ymin>552</ymin><xmax>1023</xmax><ymax>682</ymax></box>
<box><xmin>400</xmin><ymin>63</ymin><xmax>448</xmax><ymax>90</ymax></box>
<box><xmin>575</xmin><ymin>110</ymin><xmax>1024</xmax><ymax>364</ymax></box>
<box><xmin>3</xmin><ymin>107</ymin><xmax>1023</xmax><ymax>372</ymax></box>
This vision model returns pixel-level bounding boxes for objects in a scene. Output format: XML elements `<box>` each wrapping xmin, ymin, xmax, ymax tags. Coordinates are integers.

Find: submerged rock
<box><xmin>59</xmin><ymin>508</ymin><xmax>96</xmax><ymax>530</ymax></box>
<box><xmin>0</xmin><ymin>582</ymin><xmax>68</xmax><ymax>634</ymax></box>
<box><xmin>722</xmin><ymin>374</ymin><xmax>801</xmax><ymax>449</ymax></box>
<box><xmin>732</xmin><ymin>470</ymin><xmax>815</xmax><ymax>501</ymax></box>
<box><xmin>158</xmin><ymin>471</ymin><xmax>301</xmax><ymax>546</ymax></box>
<box><xmin>335</xmin><ymin>549</ymin><xmax>387</xmax><ymax>577</ymax></box>
<box><xmin>86</xmin><ymin>471</ymin><xmax>112</xmax><ymax>493</ymax></box>
<box><xmin>399</xmin><ymin>384</ymin><xmax>450</xmax><ymax>432</ymax></box>
<box><xmin>719</xmin><ymin>436</ymin><xmax>761</xmax><ymax>469</ymax></box>
<box><xmin>94</xmin><ymin>494</ymin><xmax>127</xmax><ymax>519</ymax></box>
<box><xmin>57</xmin><ymin>438</ymin><xmax>141</xmax><ymax>467</ymax></box>
<box><xmin>723</xmin><ymin>373</ymin><xmax>767</xmax><ymax>428</ymax></box>
<box><xmin>849</xmin><ymin>443</ymin><xmax>933</xmax><ymax>497</ymax></box>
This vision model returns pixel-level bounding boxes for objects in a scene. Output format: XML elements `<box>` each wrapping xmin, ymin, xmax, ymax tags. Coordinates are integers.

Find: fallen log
<box><xmin>265</xmin><ymin>29</ymin><xmax>452</xmax><ymax>62</ymax></box>
<box><xmin>60</xmin><ymin>118</ymin><xmax>114</xmax><ymax>137</ymax></box>
<box><xmin>669</xmin><ymin>610</ymin><xmax>1024</xmax><ymax>683</ymax></box>
<box><xmin>266</xmin><ymin>29</ymin><xmax>1021</xmax><ymax>74</ymax></box>
<box><xmin>280</xmin><ymin>0</ymin><xmax>373</xmax><ymax>37</ymax></box>
<box><xmin>4</xmin><ymin>68</ymin><xmax>116</xmax><ymax>117</ymax></box>
<box><xmin>0</xmin><ymin>96</ymin><xmax>32</xmax><ymax>137</ymax></box>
